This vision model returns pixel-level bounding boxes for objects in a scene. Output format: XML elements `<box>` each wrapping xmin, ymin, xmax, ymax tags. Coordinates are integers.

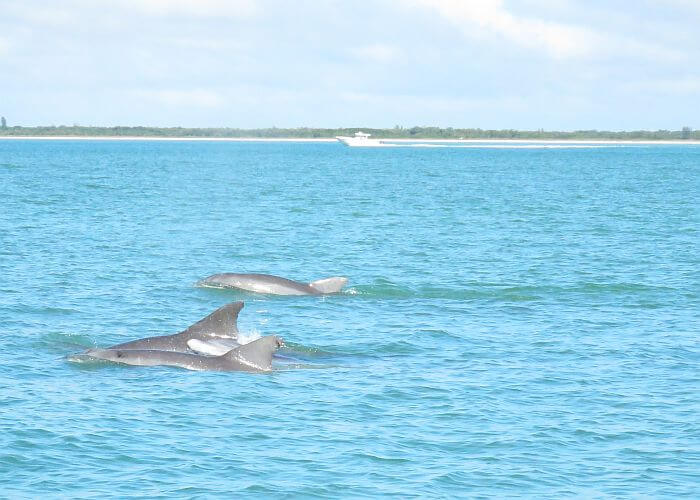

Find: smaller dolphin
<box><xmin>85</xmin><ymin>335</ymin><xmax>283</xmax><ymax>372</ymax></box>
<box><xmin>107</xmin><ymin>301</ymin><xmax>243</xmax><ymax>352</ymax></box>
<box><xmin>197</xmin><ymin>273</ymin><xmax>348</xmax><ymax>296</ymax></box>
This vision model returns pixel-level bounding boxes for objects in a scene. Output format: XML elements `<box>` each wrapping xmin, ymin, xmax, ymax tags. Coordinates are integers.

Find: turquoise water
<box><xmin>1</xmin><ymin>140</ymin><xmax>698</xmax><ymax>497</ymax></box>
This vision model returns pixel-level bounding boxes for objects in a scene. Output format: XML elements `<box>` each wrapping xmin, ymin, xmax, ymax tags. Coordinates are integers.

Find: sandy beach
<box><xmin>386</xmin><ymin>138</ymin><xmax>700</xmax><ymax>145</ymax></box>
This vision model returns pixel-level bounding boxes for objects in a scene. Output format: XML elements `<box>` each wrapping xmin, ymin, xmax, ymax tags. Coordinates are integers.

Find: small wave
<box><xmin>83</xmin><ymin>182</ymin><xmax>117</xmax><ymax>190</ymax></box>
<box><xmin>237</xmin><ymin>329</ymin><xmax>262</xmax><ymax>345</ymax></box>
<box><xmin>65</xmin><ymin>353</ymin><xmax>111</xmax><ymax>370</ymax></box>
<box><xmin>345</xmin><ymin>279</ymin><xmax>673</xmax><ymax>302</ymax></box>
<box><xmin>345</xmin><ymin>280</ymin><xmax>414</xmax><ymax>298</ymax></box>
<box><xmin>36</xmin><ymin>332</ymin><xmax>96</xmax><ymax>352</ymax></box>
<box><xmin>273</xmin><ymin>362</ymin><xmax>339</xmax><ymax>371</ymax></box>
<box><xmin>65</xmin><ymin>353</ymin><xmax>98</xmax><ymax>363</ymax></box>
<box><xmin>570</xmin><ymin>282</ymin><xmax>670</xmax><ymax>294</ymax></box>
<box><xmin>280</xmin><ymin>341</ymin><xmax>338</xmax><ymax>358</ymax></box>
<box><xmin>345</xmin><ymin>282</ymin><xmax>538</xmax><ymax>301</ymax></box>
<box><xmin>16</xmin><ymin>305</ymin><xmax>80</xmax><ymax>315</ymax></box>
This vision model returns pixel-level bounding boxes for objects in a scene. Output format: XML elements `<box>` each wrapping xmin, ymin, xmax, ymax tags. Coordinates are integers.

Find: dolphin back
<box><xmin>198</xmin><ymin>273</ymin><xmax>347</xmax><ymax>295</ymax></box>
<box><xmin>85</xmin><ymin>348</ymin><xmax>212</xmax><ymax>371</ymax></box>
<box><xmin>85</xmin><ymin>348</ymin><xmax>177</xmax><ymax>366</ymax></box>
<box><xmin>308</xmin><ymin>277</ymin><xmax>348</xmax><ymax>294</ymax></box>
<box><xmin>224</xmin><ymin>335</ymin><xmax>283</xmax><ymax>371</ymax></box>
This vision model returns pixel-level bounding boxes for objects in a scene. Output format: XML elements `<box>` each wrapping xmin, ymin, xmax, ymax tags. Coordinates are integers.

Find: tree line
<box><xmin>0</xmin><ymin>124</ymin><xmax>697</xmax><ymax>140</ymax></box>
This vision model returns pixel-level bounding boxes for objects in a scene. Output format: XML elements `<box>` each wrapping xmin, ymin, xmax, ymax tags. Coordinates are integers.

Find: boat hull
<box><xmin>336</xmin><ymin>136</ymin><xmax>384</xmax><ymax>147</ymax></box>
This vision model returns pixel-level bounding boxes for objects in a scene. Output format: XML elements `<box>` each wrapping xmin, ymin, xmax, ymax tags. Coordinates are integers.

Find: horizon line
<box><xmin>0</xmin><ymin>124</ymin><xmax>695</xmax><ymax>133</ymax></box>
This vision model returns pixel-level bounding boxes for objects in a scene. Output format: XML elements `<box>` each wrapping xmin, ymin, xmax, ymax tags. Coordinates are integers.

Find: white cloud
<box><xmin>123</xmin><ymin>0</ymin><xmax>257</xmax><ymax>17</ymax></box>
<box><xmin>133</xmin><ymin>89</ymin><xmax>224</xmax><ymax>107</ymax></box>
<box><xmin>348</xmin><ymin>44</ymin><xmax>401</xmax><ymax>63</ymax></box>
<box><xmin>1</xmin><ymin>3</ymin><xmax>78</xmax><ymax>27</ymax></box>
<box><xmin>624</xmin><ymin>77</ymin><xmax>700</xmax><ymax>94</ymax></box>
<box><xmin>164</xmin><ymin>37</ymin><xmax>247</xmax><ymax>52</ymax></box>
<box><xmin>410</xmin><ymin>0</ymin><xmax>596</xmax><ymax>58</ymax></box>
<box><xmin>657</xmin><ymin>0</ymin><xmax>700</xmax><ymax>15</ymax></box>
<box><xmin>406</xmin><ymin>0</ymin><xmax>685</xmax><ymax>63</ymax></box>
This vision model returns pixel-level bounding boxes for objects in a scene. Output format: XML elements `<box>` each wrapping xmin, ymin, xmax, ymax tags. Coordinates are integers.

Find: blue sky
<box><xmin>1</xmin><ymin>0</ymin><xmax>698</xmax><ymax>130</ymax></box>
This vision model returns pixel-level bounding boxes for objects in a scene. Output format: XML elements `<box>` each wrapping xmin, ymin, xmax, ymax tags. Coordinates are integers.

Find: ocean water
<box><xmin>0</xmin><ymin>139</ymin><xmax>698</xmax><ymax>498</ymax></box>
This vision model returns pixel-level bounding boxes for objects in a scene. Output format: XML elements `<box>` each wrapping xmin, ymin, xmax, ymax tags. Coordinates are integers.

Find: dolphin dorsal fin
<box><xmin>224</xmin><ymin>335</ymin><xmax>282</xmax><ymax>371</ymax></box>
<box><xmin>183</xmin><ymin>301</ymin><xmax>243</xmax><ymax>338</ymax></box>
<box><xmin>308</xmin><ymin>277</ymin><xmax>348</xmax><ymax>294</ymax></box>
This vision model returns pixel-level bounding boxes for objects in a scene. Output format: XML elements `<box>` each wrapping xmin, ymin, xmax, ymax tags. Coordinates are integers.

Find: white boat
<box><xmin>335</xmin><ymin>131</ymin><xmax>384</xmax><ymax>147</ymax></box>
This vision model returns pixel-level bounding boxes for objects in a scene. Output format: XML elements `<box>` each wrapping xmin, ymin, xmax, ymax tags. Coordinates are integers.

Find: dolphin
<box><xmin>197</xmin><ymin>273</ymin><xmax>348</xmax><ymax>295</ymax></box>
<box><xmin>84</xmin><ymin>336</ymin><xmax>284</xmax><ymax>372</ymax></box>
<box><xmin>107</xmin><ymin>301</ymin><xmax>243</xmax><ymax>352</ymax></box>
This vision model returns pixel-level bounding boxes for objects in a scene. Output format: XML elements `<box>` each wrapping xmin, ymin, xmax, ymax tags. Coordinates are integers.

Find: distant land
<box><xmin>0</xmin><ymin>124</ymin><xmax>697</xmax><ymax>140</ymax></box>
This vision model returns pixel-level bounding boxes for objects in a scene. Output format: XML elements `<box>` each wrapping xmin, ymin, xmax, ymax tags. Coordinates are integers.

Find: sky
<box><xmin>1</xmin><ymin>0</ymin><xmax>699</xmax><ymax>130</ymax></box>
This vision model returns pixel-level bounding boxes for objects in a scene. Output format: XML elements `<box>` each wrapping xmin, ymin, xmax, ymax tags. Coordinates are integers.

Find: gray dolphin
<box><xmin>197</xmin><ymin>273</ymin><xmax>348</xmax><ymax>295</ymax></box>
<box><xmin>107</xmin><ymin>301</ymin><xmax>243</xmax><ymax>352</ymax></box>
<box><xmin>85</xmin><ymin>335</ymin><xmax>283</xmax><ymax>372</ymax></box>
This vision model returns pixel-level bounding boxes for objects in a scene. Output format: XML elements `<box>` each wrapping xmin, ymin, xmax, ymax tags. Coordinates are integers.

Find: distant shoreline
<box><xmin>1</xmin><ymin>136</ymin><xmax>699</xmax><ymax>145</ymax></box>
<box><xmin>0</xmin><ymin>136</ymin><xmax>336</xmax><ymax>142</ymax></box>
<box><xmin>0</xmin><ymin>125</ymin><xmax>697</xmax><ymax>142</ymax></box>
